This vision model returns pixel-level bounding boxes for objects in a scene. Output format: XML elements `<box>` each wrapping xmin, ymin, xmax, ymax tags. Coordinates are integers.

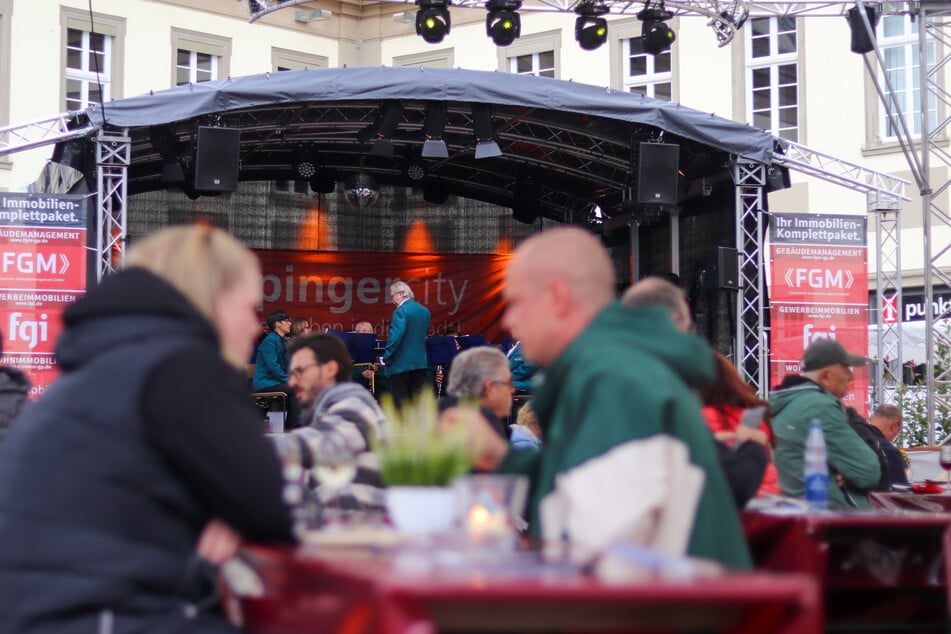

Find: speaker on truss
<box><xmin>635</xmin><ymin>142</ymin><xmax>680</xmax><ymax>205</ymax></box>
<box><xmin>193</xmin><ymin>127</ymin><xmax>240</xmax><ymax>193</ymax></box>
<box><xmin>704</xmin><ymin>246</ymin><xmax>739</xmax><ymax>290</ymax></box>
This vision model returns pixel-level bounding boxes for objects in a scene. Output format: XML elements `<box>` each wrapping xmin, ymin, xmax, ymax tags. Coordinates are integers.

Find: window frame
<box><xmin>272</xmin><ymin>47</ymin><xmax>328</xmax><ymax>71</ymax></box>
<box><xmin>497</xmin><ymin>29</ymin><xmax>562</xmax><ymax>79</ymax></box>
<box><xmin>609</xmin><ymin>17</ymin><xmax>678</xmax><ymax>101</ymax></box>
<box><xmin>393</xmin><ymin>48</ymin><xmax>453</xmax><ymax>68</ymax></box>
<box><xmin>877</xmin><ymin>14</ymin><xmax>937</xmax><ymax>141</ymax></box>
<box><xmin>170</xmin><ymin>28</ymin><xmax>231</xmax><ymax>87</ymax></box>
<box><xmin>744</xmin><ymin>16</ymin><xmax>800</xmax><ymax>143</ymax></box>
<box><xmin>60</xmin><ymin>7</ymin><xmax>125</xmax><ymax>114</ymax></box>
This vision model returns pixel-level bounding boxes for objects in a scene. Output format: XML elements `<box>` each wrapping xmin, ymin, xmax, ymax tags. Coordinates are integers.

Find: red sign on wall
<box><xmin>769</xmin><ymin>213</ymin><xmax>869</xmax><ymax>414</ymax></box>
<box><xmin>255</xmin><ymin>250</ymin><xmax>513</xmax><ymax>342</ymax></box>
<box><xmin>0</xmin><ymin>193</ymin><xmax>87</xmax><ymax>399</ymax></box>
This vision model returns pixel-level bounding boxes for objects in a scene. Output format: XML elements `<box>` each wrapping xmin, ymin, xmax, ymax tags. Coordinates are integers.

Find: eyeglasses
<box><xmin>490</xmin><ymin>378</ymin><xmax>514</xmax><ymax>388</ymax></box>
<box><xmin>289</xmin><ymin>361</ymin><xmax>322</xmax><ymax>380</ymax></box>
<box><xmin>390</xmin><ymin>291</ymin><xmax>404</xmax><ymax>300</ymax></box>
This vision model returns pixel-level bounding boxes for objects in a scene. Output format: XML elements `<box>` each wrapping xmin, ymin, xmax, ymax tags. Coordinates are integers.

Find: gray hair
<box><xmin>621</xmin><ymin>276</ymin><xmax>692</xmax><ymax>332</ymax></box>
<box><xmin>447</xmin><ymin>347</ymin><xmax>508</xmax><ymax>399</ymax></box>
<box><xmin>873</xmin><ymin>403</ymin><xmax>902</xmax><ymax>422</ymax></box>
<box><xmin>390</xmin><ymin>280</ymin><xmax>414</xmax><ymax>300</ymax></box>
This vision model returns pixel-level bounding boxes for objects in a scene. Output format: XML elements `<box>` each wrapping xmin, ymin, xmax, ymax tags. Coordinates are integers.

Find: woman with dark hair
<box><xmin>0</xmin><ymin>225</ymin><xmax>293</xmax><ymax>633</ymax></box>
<box><xmin>700</xmin><ymin>352</ymin><xmax>780</xmax><ymax>497</ymax></box>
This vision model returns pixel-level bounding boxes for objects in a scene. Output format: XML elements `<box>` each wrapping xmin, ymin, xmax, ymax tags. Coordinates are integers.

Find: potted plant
<box><xmin>377</xmin><ymin>391</ymin><xmax>473</xmax><ymax>534</ymax></box>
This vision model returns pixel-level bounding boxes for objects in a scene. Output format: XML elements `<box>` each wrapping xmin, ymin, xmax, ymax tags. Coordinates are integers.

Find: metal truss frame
<box><xmin>95</xmin><ymin>132</ymin><xmax>130</xmax><ymax>282</ymax></box>
<box><xmin>733</xmin><ymin>160</ymin><xmax>768</xmax><ymax>393</ymax></box>
<box><xmin>0</xmin><ymin>113</ymin><xmax>94</xmax><ymax>158</ymax></box>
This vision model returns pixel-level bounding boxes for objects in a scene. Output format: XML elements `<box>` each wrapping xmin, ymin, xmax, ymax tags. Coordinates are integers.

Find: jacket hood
<box><xmin>768</xmin><ymin>375</ymin><xmax>823</xmax><ymax>418</ymax></box>
<box><xmin>585</xmin><ymin>302</ymin><xmax>715</xmax><ymax>389</ymax></box>
<box><xmin>55</xmin><ymin>268</ymin><xmax>218</xmax><ymax>371</ymax></box>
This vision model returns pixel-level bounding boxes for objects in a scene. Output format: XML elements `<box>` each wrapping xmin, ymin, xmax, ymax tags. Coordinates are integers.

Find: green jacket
<box><xmin>769</xmin><ymin>376</ymin><xmax>880</xmax><ymax>508</ymax></box>
<box><xmin>498</xmin><ymin>302</ymin><xmax>752</xmax><ymax>570</ymax></box>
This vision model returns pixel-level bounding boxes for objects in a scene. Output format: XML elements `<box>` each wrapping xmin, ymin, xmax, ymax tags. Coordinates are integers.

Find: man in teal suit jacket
<box><xmin>383</xmin><ymin>281</ymin><xmax>432</xmax><ymax>405</ymax></box>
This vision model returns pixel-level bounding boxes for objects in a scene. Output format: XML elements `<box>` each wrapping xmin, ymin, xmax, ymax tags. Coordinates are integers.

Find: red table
<box><xmin>743</xmin><ymin>509</ymin><xmax>951</xmax><ymax>631</ymax></box>
<box><xmin>220</xmin><ymin>543</ymin><xmax>820</xmax><ymax>633</ymax></box>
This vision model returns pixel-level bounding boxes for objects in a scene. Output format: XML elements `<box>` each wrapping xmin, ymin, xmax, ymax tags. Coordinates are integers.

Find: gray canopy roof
<box><xmin>80</xmin><ymin>66</ymin><xmax>777</xmax><ymax>221</ymax></box>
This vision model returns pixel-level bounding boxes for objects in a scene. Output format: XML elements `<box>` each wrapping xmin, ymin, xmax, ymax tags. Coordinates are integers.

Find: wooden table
<box><xmin>220</xmin><ymin>543</ymin><xmax>820</xmax><ymax>633</ymax></box>
<box><xmin>743</xmin><ymin>509</ymin><xmax>951</xmax><ymax>631</ymax></box>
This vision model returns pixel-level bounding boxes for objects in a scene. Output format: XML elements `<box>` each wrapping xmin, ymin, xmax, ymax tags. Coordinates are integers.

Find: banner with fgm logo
<box><xmin>770</xmin><ymin>213</ymin><xmax>869</xmax><ymax>414</ymax></box>
<box><xmin>255</xmin><ymin>250</ymin><xmax>513</xmax><ymax>342</ymax></box>
<box><xmin>0</xmin><ymin>193</ymin><xmax>88</xmax><ymax>399</ymax></box>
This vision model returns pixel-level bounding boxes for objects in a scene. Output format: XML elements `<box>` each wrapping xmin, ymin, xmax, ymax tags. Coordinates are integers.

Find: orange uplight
<box><xmin>297</xmin><ymin>205</ymin><xmax>335</xmax><ymax>251</ymax></box>
<box><xmin>402</xmin><ymin>219</ymin><xmax>434</xmax><ymax>253</ymax></box>
<box><xmin>495</xmin><ymin>238</ymin><xmax>513</xmax><ymax>254</ymax></box>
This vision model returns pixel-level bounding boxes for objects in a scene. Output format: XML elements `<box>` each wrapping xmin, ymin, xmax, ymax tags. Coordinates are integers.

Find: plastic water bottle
<box><xmin>804</xmin><ymin>418</ymin><xmax>828</xmax><ymax>510</ymax></box>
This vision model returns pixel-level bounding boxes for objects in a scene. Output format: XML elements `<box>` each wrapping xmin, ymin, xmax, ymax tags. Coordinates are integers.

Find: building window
<box><xmin>176</xmin><ymin>49</ymin><xmax>217</xmax><ymax>85</ymax></box>
<box><xmin>497</xmin><ymin>30</ymin><xmax>561</xmax><ymax>79</ymax></box>
<box><xmin>272</xmin><ymin>48</ymin><xmax>328</xmax><ymax>72</ymax></box>
<box><xmin>878</xmin><ymin>15</ymin><xmax>937</xmax><ymax>140</ymax></box>
<box><xmin>170</xmin><ymin>29</ymin><xmax>230</xmax><ymax>88</ymax></box>
<box><xmin>622</xmin><ymin>37</ymin><xmax>672</xmax><ymax>100</ymax></box>
<box><xmin>393</xmin><ymin>48</ymin><xmax>453</xmax><ymax>68</ymax></box>
<box><xmin>65</xmin><ymin>28</ymin><xmax>111</xmax><ymax>110</ymax></box>
<box><xmin>745</xmin><ymin>17</ymin><xmax>798</xmax><ymax>142</ymax></box>
<box><xmin>60</xmin><ymin>9</ymin><xmax>124</xmax><ymax>113</ymax></box>
<box><xmin>510</xmin><ymin>51</ymin><xmax>555</xmax><ymax>77</ymax></box>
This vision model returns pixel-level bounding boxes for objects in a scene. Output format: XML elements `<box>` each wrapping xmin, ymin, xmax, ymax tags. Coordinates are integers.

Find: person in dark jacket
<box><xmin>0</xmin><ymin>225</ymin><xmax>293</xmax><ymax>633</ymax></box>
<box><xmin>869</xmin><ymin>404</ymin><xmax>909</xmax><ymax>487</ymax></box>
<box><xmin>845</xmin><ymin>406</ymin><xmax>892</xmax><ymax>492</ymax></box>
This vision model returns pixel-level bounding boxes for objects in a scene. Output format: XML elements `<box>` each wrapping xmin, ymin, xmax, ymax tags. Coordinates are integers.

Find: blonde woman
<box><xmin>0</xmin><ymin>225</ymin><xmax>292</xmax><ymax>633</ymax></box>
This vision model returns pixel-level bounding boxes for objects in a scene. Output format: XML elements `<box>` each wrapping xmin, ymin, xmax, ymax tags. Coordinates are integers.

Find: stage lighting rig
<box><xmin>416</xmin><ymin>0</ymin><xmax>451</xmax><ymax>44</ymax></box>
<box><xmin>486</xmin><ymin>0</ymin><xmax>521</xmax><ymax>47</ymax></box>
<box><xmin>638</xmin><ymin>2</ymin><xmax>676</xmax><ymax>56</ymax></box>
<box><xmin>574</xmin><ymin>1</ymin><xmax>609</xmax><ymax>51</ymax></box>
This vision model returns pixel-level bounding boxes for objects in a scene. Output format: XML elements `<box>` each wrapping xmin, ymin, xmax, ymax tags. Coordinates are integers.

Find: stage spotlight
<box><xmin>405</xmin><ymin>159</ymin><xmax>428</xmax><ymax>182</ymax></box>
<box><xmin>371</xmin><ymin>102</ymin><xmax>403</xmax><ymax>158</ymax></box>
<box><xmin>416</xmin><ymin>0</ymin><xmax>451</xmax><ymax>44</ymax></box>
<box><xmin>638</xmin><ymin>3</ymin><xmax>675</xmax><ymax>55</ymax></box>
<box><xmin>422</xmin><ymin>102</ymin><xmax>449</xmax><ymax>158</ymax></box>
<box><xmin>574</xmin><ymin>1</ymin><xmax>609</xmax><ymax>51</ymax></box>
<box><xmin>344</xmin><ymin>172</ymin><xmax>380</xmax><ymax>208</ymax></box>
<box><xmin>847</xmin><ymin>5</ymin><xmax>878</xmax><ymax>54</ymax></box>
<box><xmin>291</xmin><ymin>145</ymin><xmax>319</xmax><ymax>179</ymax></box>
<box><xmin>472</xmin><ymin>103</ymin><xmax>502</xmax><ymax>159</ymax></box>
<box><xmin>486</xmin><ymin>0</ymin><xmax>521</xmax><ymax>46</ymax></box>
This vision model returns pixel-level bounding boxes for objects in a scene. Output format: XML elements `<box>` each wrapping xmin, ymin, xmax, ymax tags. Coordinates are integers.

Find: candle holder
<box><xmin>453</xmin><ymin>474</ymin><xmax>529</xmax><ymax>550</ymax></box>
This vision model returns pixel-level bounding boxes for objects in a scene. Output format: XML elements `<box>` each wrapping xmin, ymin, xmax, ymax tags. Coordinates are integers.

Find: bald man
<box><xmin>470</xmin><ymin>227</ymin><xmax>751</xmax><ymax>569</ymax></box>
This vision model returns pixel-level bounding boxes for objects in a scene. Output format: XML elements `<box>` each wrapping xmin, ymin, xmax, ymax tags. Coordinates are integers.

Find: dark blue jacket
<box><xmin>383</xmin><ymin>298</ymin><xmax>431</xmax><ymax>375</ymax></box>
<box><xmin>0</xmin><ymin>268</ymin><xmax>291</xmax><ymax>633</ymax></box>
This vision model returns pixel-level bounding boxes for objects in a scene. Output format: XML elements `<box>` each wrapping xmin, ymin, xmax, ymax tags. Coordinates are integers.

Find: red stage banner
<box><xmin>255</xmin><ymin>250</ymin><xmax>513</xmax><ymax>342</ymax></box>
<box><xmin>769</xmin><ymin>213</ymin><xmax>869</xmax><ymax>415</ymax></box>
<box><xmin>0</xmin><ymin>193</ymin><xmax>88</xmax><ymax>398</ymax></box>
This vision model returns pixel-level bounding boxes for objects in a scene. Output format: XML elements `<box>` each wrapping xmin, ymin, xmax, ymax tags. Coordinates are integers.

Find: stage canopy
<box><xmin>74</xmin><ymin>65</ymin><xmax>778</xmax><ymax>223</ymax></box>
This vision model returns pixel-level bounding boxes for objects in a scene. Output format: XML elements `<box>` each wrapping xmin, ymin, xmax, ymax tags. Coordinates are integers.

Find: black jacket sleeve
<box><xmin>716</xmin><ymin>440</ymin><xmax>769</xmax><ymax>509</ymax></box>
<box><xmin>142</xmin><ymin>347</ymin><xmax>294</xmax><ymax>543</ymax></box>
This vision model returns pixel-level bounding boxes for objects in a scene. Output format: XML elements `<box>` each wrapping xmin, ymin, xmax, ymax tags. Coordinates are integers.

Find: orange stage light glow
<box><xmin>402</xmin><ymin>219</ymin><xmax>434</xmax><ymax>253</ymax></box>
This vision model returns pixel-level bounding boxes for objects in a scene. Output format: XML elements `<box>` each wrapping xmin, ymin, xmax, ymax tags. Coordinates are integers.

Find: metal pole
<box><xmin>918</xmin><ymin>5</ymin><xmax>936</xmax><ymax>444</ymax></box>
<box><xmin>669</xmin><ymin>209</ymin><xmax>680</xmax><ymax>277</ymax></box>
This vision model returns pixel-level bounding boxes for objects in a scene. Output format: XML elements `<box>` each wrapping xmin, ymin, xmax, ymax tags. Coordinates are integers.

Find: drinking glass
<box><xmin>940</xmin><ymin>446</ymin><xmax>951</xmax><ymax>492</ymax></box>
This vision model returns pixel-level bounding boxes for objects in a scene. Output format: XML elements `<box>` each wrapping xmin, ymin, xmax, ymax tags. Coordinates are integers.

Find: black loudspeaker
<box><xmin>705</xmin><ymin>246</ymin><xmax>739</xmax><ymax>290</ymax></box>
<box><xmin>194</xmin><ymin>127</ymin><xmax>240</xmax><ymax>193</ymax></box>
<box><xmin>635</xmin><ymin>142</ymin><xmax>680</xmax><ymax>205</ymax></box>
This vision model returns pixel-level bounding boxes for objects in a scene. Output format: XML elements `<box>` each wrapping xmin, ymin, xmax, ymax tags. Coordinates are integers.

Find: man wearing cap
<box><xmin>770</xmin><ymin>339</ymin><xmax>881</xmax><ymax>508</ymax></box>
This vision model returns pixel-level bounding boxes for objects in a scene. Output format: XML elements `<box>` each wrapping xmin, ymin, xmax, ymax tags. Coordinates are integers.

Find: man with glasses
<box><xmin>383</xmin><ymin>281</ymin><xmax>431</xmax><ymax>406</ymax></box>
<box><xmin>254</xmin><ymin>310</ymin><xmax>299</xmax><ymax>428</ymax></box>
<box><xmin>276</xmin><ymin>333</ymin><xmax>387</xmax><ymax>520</ymax></box>
<box><xmin>442</xmin><ymin>347</ymin><xmax>514</xmax><ymax>441</ymax></box>
<box><xmin>770</xmin><ymin>339</ymin><xmax>881</xmax><ymax>508</ymax></box>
